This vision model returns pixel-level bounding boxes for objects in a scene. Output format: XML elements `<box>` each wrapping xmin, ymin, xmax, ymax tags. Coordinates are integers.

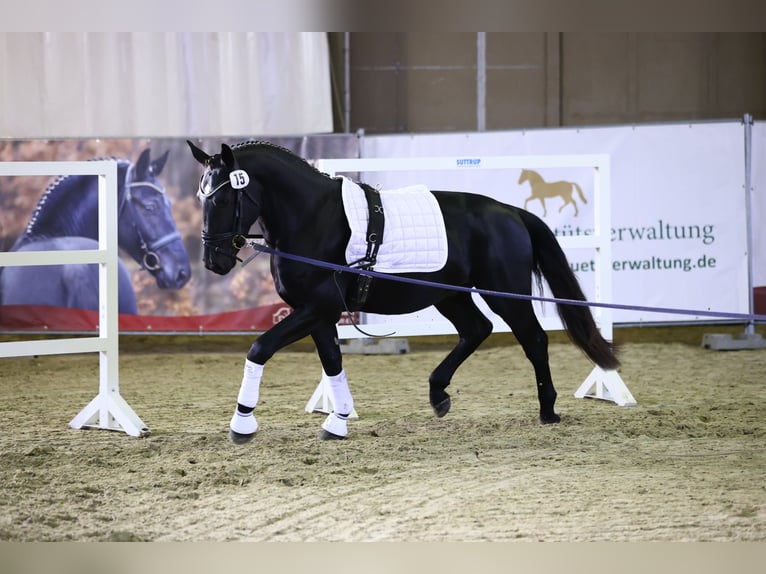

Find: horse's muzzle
<box><xmin>204</xmin><ymin>246</ymin><xmax>237</xmax><ymax>275</ymax></box>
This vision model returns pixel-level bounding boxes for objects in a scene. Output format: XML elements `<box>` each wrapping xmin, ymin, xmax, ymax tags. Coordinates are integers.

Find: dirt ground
<box><xmin>0</xmin><ymin>327</ymin><xmax>764</xmax><ymax>542</ymax></box>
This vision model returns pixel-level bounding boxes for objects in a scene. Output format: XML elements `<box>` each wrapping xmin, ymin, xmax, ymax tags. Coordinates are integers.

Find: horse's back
<box><xmin>433</xmin><ymin>190</ymin><xmax>533</xmax><ymax>255</ymax></box>
<box><xmin>358</xmin><ymin>190</ymin><xmax>535</xmax><ymax>315</ymax></box>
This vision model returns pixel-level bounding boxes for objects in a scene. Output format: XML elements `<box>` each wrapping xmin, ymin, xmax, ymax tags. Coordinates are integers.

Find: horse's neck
<box><xmin>257</xmin><ymin>154</ymin><xmax>339</xmax><ymax>242</ymax></box>
<box><xmin>16</xmin><ymin>167</ymin><xmax>126</xmax><ymax>247</ymax></box>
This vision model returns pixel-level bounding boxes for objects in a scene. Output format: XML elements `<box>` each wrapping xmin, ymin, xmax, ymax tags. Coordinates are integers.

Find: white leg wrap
<box><xmin>237</xmin><ymin>360</ymin><xmax>264</xmax><ymax>408</ymax></box>
<box><xmin>325</xmin><ymin>369</ymin><xmax>354</xmax><ymax>416</ymax></box>
<box><xmin>321</xmin><ymin>412</ymin><xmax>348</xmax><ymax>438</ymax></box>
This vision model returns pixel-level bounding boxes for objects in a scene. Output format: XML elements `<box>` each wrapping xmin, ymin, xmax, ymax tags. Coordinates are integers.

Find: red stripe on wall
<box><xmin>0</xmin><ymin>304</ymin><xmax>294</xmax><ymax>333</ymax></box>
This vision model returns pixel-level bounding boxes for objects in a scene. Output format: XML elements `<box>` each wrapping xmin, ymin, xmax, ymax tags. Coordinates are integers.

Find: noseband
<box><xmin>122</xmin><ymin>171</ymin><xmax>181</xmax><ymax>272</ymax></box>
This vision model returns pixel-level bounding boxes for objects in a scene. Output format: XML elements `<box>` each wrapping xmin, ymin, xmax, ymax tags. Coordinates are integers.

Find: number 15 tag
<box><xmin>230</xmin><ymin>170</ymin><xmax>250</xmax><ymax>189</ymax></box>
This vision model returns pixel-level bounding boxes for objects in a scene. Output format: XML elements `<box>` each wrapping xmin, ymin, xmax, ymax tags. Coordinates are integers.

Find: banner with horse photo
<box><xmin>0</xmin><ymin>135</ymin><xmax>359</xmax><ymax>333</ymax></box>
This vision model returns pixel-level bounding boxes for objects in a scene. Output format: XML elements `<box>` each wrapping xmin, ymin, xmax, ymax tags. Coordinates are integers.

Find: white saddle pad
<box><xmin>341</xmin><ymin>176</ymin><xmax>448</xmax><ymax>273</ymax></box>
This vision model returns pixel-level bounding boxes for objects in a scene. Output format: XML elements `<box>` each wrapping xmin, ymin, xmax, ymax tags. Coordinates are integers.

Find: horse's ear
<box><xmin>221</xmin><ymin>144</ymin><xmax>236</xmax><ymax>170</ymax></box>
<box><xmin>135</xmin><ymin>148</ymin><xmax>151</xmax><ymax>178</ymax></box>
<box><xmin>187</xmin><ymin>140</ymin><xmax>211</xmax><ymax>165</ymax></box>
<box><xmin>150</xmin><ymin>149</ymin><xmax>170</xmax><ymax>176</ymax></box>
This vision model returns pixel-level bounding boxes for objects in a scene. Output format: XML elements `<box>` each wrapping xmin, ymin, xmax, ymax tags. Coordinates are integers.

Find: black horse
<box><xmin>188</xmin><ymin>140</ymin><xmax>619</xmax><ymax>443</ymax></box>
<box><xmin>0</xmin><ymin>149</ymin><xmax>191</xmax><ymax>313</ymax></box>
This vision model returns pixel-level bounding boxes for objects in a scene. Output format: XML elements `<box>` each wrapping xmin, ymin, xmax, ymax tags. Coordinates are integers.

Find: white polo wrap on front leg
<box><xmin>230</xmin><ymin>360</ymin><xmax>263</xmax><ymax>436</ymax></box>
<box><xmin>237</xmin><ymin>360</ymin><xmax>264</xmax><ymax>408</ymax></box>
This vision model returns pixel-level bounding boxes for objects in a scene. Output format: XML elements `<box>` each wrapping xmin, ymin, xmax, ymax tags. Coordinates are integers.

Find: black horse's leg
<box><xmin>246</xmin><ymin>306</ymin><xmax>329</xmax><ymax>365</ymax></box>
<box><xmin>311</xmin><ymin>322</ymin><xmax>343</xmax><ymax>378</ymax></box>
<box><xmin>430</xmin><ymin>293</ymin><xmax>494</xmax><ymax>417</ymax></box>
<box><xmin>229</xmin><ymin>306</ymin><xmax>329</xmax><ymax>444</ymax></box>
<box><xmin>311</xmin><ymin>323</ymin><xmax>354</xmax><ymax>440</ymax></box>
<box><xmin>483</xmin><ymin>297</ymin><xmax>560</xmax><ymax>424</ymax></box>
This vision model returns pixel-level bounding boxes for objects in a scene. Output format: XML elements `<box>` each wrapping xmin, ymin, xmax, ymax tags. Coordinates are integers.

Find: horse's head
<box><xmin>121</xmin><ymin>148</ymin><xmax>192</xmax><ymax>289</ymax></box>
<box><xmin>518</xmin><ymin>169</ymin><xmax>530</xmax><ymax>185</ymax></box>
<box><xmin>187</xmin><ymin>140</ymin><xmax>263</xmax><ymax>276</ymax></box>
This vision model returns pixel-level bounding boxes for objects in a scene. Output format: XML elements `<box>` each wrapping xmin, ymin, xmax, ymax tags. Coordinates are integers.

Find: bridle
<box><xmin>122</xmin><ymin>166</ymin><xmax>182</xmax><ymax>272</ymax></box>
<box><xmin>198</xmin><ymin>166</ymin><xmax>262</xmax><ymax>263</ymax></box>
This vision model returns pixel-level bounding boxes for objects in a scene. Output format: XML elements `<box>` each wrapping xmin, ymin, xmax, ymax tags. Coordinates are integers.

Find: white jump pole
<box><xmin>303</xmin><ymin>154</ymin><xmax>635</xmax><ymax>416</ymax></box>
<box><xmin>0</xmin><ymin>160</ymin><xmax>149</xmax><ymax>437</ymax></box>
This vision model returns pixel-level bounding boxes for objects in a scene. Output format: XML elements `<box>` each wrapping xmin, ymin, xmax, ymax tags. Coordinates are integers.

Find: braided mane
<box><xmin>230</xmin><ymin>140</ymin><xmax>328</xmax><ymax>177</ymax></box>
<box><xmin>20</xmin><ymin>157</ymin><xmax>129</xmax><ymax>240</ymax></box>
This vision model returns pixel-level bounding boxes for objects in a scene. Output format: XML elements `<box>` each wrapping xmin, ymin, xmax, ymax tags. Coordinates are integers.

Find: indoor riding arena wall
<box><xmin>2</xmin><ymin>120</ymin><xmax>764</xmax><ymax>334</ymax></box>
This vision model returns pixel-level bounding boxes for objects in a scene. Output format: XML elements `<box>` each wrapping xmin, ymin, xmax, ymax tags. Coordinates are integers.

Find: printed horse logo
<box><xmin>518</xmin><ymin>169</ymin><xmax>588</xmax><ymax>217</ymax></box>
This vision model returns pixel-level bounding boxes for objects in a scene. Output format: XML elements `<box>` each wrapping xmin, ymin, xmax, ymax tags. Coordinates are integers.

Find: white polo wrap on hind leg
<box><xmin>325</xmin><ymin>369</ymin><xmax>354</xmax><ymax>416</ymax></box>
<box><xmin>230</xmin><ymin>360</ymin><xmax>264</xmax><ymax>435</ymax></box>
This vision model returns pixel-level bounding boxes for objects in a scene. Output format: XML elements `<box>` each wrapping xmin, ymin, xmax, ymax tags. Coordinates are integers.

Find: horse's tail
<box><xmin>518</xmin><ymin>209</ymin><xmax>619</xmax><ymax>370</ymax></box>
<box><xmin>573</xmin><ymin>182</ymin><xmax>587</xmax><ymax>204</ymax></box>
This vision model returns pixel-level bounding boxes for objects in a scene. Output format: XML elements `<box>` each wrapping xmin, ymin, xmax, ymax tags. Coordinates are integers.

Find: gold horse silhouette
<box><xmin>518</xmin><ymin>169</ymin><xmax>587</xmax><ymax>217</ymax></box>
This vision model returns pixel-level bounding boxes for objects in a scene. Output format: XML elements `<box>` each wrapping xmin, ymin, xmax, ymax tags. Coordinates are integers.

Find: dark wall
<box><xmin>329</xmin><ymin>33</ymin><xmax>766</xmax><ymax>134</ymax></box>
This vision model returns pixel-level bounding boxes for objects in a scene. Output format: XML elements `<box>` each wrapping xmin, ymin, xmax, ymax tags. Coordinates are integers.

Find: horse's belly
<box><xmin>359</xmin><ymin>275</ymin><xmax>455</xmax><ymax>315</ymax></box>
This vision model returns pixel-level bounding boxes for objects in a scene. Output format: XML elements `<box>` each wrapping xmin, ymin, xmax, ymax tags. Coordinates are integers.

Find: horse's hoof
<box><xmin>229</xmin><ymin>429</ymin><xmax>256</xmax><ymax>444</ymax></box>
<box><xmin>433</xmin><ymin>397</ymin><xmax>451</xmax><ymax>418</ymax></box>
<box><xmin>540</xmin><ymin>413</ymin><xmax>561</xmax><ymax>425</ymax></box>
<box><xmin>320</xmin><ymin>429</ymin><xmax>347</xmax><ymax>441</ymax></box>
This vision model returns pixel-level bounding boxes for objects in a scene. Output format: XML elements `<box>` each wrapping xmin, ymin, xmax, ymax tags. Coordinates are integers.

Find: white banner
<box><xmin>359</xmin><ymin>121</ymin><xmax>750</xmax><ymax>325</ymax></box>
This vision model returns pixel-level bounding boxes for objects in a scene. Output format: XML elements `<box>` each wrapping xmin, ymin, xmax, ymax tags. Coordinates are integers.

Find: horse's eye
<box><xmin>141</xmin><ymin>200</ymin><xmax>158</xmax><ymax>212</ymax></box>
